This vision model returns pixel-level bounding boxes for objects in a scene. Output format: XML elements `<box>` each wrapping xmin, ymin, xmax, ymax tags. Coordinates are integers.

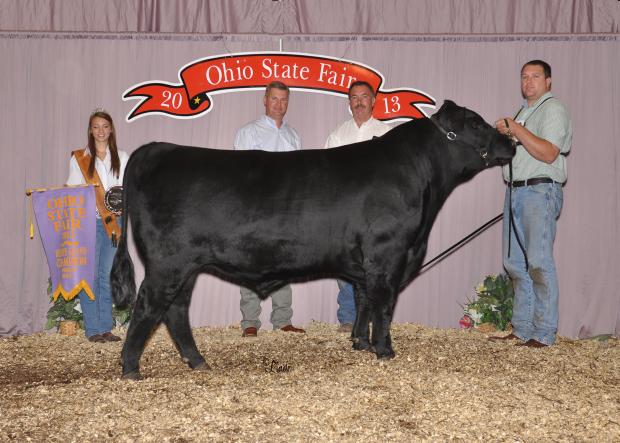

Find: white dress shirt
<box><xmin>324</xmin><ymin>117</ymin><xmax>391</xmax><ymax>148</ymax></box>
<box><xmin>234</xmin><ymin>115</ymin><xmax>301</xmax><ymax>152</ymax></box>
<box><xmin>66</xmin><ymin>147</ymin><xmax>129</xmax><ymax>190</ymax></box>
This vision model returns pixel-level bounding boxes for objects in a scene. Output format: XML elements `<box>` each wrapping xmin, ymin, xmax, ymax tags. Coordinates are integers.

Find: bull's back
<box><xmin>125</xmin><ymin>140</ymin><xmax>410</xmax><ymax>229</ymax></box>
<box><xmin>123</xmin><ymin>129</ymin><xmax>433</xmax><ymax>279</ymax></box>
<box><xmin>124</xmin><ymin>143</ymin><xmax>365</xmax><ymax>273</ymax></box>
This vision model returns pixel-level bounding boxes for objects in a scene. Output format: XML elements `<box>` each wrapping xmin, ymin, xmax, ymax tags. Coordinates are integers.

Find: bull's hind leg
<box><xmin>351</xmin><ymin>283</ymin><xmax>372</xmax><ymax>352</ymax></box>
<box><xmin>163</xmin><ymin>275</ymin><xmax>209</xmax><ymax>371</ymax></box>
<box><xmin>121</xmin><ymin>280</ymin><xmax>162</xmax><ymax>379</ymax></box>
<box><xmin>121</xmin><ymin>276</ymin><xmax>178</xmax><ymax>380</ymax></box>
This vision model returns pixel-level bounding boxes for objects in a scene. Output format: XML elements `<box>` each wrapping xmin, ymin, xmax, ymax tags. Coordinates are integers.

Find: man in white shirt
<box><xmin>325</xmin><ymin>81</ymin><xmax>391</xmax><ymax>332</ymax></box>
<box><xmin>234</xmin><ymin>81</ymin><xmax>305</xmax><ymax>337</ymax></box>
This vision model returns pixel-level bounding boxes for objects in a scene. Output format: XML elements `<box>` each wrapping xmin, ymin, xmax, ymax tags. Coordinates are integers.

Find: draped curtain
<box><xmin>1</xmin><ymin>0</ymin><xmax>618</xmax><ymax>34</ymax></box>
<box><xmin>1</xmin><ymin>1</ymin><xmax>618</xmax><ymax>338</ymax></box>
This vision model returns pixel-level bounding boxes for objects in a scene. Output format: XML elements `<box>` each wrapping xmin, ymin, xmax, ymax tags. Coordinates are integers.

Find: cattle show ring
<box><xmin>3</xmin><ymin>2</ymin><xmax>619</xmax><ymax>442</ymax></box>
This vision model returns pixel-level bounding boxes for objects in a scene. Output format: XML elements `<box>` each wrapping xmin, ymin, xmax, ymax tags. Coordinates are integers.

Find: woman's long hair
<box><xmin>86</xmin><ymin>110</ymin><xmax>120</xmax><ymax>179</ymax></box>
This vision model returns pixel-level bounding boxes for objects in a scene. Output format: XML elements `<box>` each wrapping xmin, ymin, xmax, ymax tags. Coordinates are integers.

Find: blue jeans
<box><xmin>79</xmin><ymin>218</ymin><xmax>117</xmax><ymax>337</ymax></box>
<box><xmin>336</xmin><ymin>280</ymin><xmax>356</xmax><ymax>325</ymax></box>
<box><xmin>503</xmin><ymin>183</ymin><xmax>563</xmax><ymax>345</ymax></box>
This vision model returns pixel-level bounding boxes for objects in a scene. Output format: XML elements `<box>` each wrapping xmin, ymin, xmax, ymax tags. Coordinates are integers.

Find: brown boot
<box><xmin>280</xmin><ymin>325</ymin><xmax>305</xmax><ymax>333</ymax></box>
<box><xmin>102</xmin><ymin>332</ymin><xmax>122</xmax><ymax>342</ymax></box>
<box><xmin>242</xmin><ymin>327</ymin><xmax>258</xmax><ymax>337</ymax></box>
<box><xmin>337</xmin><ymin>323</ymin><xmax>353</xmax><ymax>333</ymax></box>
<box><xmin>488</xmin><ymin>333</ymin><xmax>521</xmax><ymax>342</ymax></box>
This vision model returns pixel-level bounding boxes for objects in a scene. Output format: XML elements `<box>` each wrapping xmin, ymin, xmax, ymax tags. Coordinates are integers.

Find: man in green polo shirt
<box><xmin>491</xmin><ymin>60</ymin><xmax>572</xmax><ymax>347</ymax></box>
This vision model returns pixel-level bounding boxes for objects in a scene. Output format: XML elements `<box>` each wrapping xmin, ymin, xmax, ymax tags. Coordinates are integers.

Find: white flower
<box><xmin>466</xmin><ymin>308</ymin><xmax>483</xmax><ymax>324</ymax></box>
<box><xmin>475</xmin><ymin>283</ymin><xmax>486</xmax><ymax>294</ymax></box>
<box><xmin>74</xmin><ymin>300</ymin><xmax>82</xmax><ymax>313</ymax></box>
<box><xmin>490</xmin><ymin>304</ymin><xmax>499</xmax><ymax>312</ymax></box>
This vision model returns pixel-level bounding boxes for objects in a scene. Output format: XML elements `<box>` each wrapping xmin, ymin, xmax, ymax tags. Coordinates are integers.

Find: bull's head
<box><xmin>430</xmin><ymin>100</ymin><xmax>515</xmax><ymax>167</ymax></box>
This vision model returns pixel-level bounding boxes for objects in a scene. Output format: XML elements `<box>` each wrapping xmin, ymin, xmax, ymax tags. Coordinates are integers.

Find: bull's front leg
<box><xmin>370</xmin><ymin>301</ymin><xmax>396</xmax><ymax>359</ymax></box>
<box><xmin>351</xmin><ymin>282</ymin><xmax>372</xmax><ymax>352</ymax></box>
<box><xmin>366</xmin><ymin>274</ymin><xmax>399</xmax><ymax>360</ymax></box>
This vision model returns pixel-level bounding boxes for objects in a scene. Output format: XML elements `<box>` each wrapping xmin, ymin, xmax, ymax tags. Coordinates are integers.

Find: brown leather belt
<box><xmin>508</xmin><ymin>177</ymin><xmax>557</xmax><ymax>187</ymax></box>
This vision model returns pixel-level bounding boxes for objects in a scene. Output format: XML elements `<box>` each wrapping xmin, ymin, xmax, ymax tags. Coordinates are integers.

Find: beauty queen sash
<box><xmin>72</xmin><ymin>150</ymin><xmax>121</xmax><ymax>246</ymax></box>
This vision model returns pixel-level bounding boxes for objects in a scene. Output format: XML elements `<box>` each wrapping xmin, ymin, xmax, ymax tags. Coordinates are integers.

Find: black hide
<box><xmin>111</xmin><ymin>100</ymin><xmax>515</xmax><ymax>379</ymax></box>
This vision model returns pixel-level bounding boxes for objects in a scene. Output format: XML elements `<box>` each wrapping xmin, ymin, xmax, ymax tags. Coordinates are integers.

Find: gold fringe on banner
<box><xmin>52</xmin><ymin>280</ymin><xmax>95</xmax><ymax>302</ymax></box>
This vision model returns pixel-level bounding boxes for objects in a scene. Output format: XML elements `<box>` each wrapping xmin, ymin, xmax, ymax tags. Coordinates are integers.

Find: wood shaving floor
<box><xmin>1</xmin><ymin>322</ymin><xmax>618</xmax><ymax>442</ymax></box>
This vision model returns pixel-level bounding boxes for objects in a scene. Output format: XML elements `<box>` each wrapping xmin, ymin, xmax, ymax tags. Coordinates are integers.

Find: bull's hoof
<box><xmin>121</xmin><ymin>371</ymin><xmax>142</xmax><ymax>381</ymax></box>
<box><xmin>352</xmin><ymin>339</ymin><xmax>372</xmax><ymax>352</ymax></box>
<box><xmin>183</xmin><ymin>357</ymin><xmax>210</xmax><ymax>371</ymax></box>
<box><xmin>192</xmin><ymin>361</ymin><xmax>211</xmax><ymax>371</ymax></box>
<box><xmin>375</xmin><ymin>349</ymin><xmax>396</xmax><ymax>360</ymax></box>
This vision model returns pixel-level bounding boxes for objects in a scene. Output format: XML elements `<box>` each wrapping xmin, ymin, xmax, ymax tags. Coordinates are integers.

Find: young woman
<box><xmin>66</xmin><ymin>109</ymin><xmax>129</xmax><ymax>343</ymax></box>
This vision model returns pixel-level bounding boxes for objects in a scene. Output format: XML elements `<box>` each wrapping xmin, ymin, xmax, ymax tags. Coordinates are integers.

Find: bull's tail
<box><xmin>111</xmin><ymin>179</ymin><xmax>136</xmax><ymax>308</ymax></box>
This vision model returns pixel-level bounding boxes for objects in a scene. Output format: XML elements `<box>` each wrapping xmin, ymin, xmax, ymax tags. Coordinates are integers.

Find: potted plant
<box><xmin>45</xmin><ymin>280</ymin><xmax>84</xmax><ymax>335</ymax></box>
<box><xmin>45</xmin><ymin>279</ymin><xmax>131</xmax><ymax>335</ymax></box>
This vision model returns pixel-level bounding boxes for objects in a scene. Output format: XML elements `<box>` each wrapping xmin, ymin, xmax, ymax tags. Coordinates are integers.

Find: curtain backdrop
<box><xmin>1</xmin><ymin>0</ymin><xmax>618</xmax><ymax>34</ymax></box>
<box><xmin>1</xmin><ymin>2</ymin><xmax>619</xmax><ymax>338</ymax></box>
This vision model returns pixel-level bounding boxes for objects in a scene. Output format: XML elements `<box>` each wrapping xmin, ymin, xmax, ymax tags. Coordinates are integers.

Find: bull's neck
<box><xmin>431</xmin><ymin>130</ymin><xmax>484</xmax><ymax>195</ymax></box>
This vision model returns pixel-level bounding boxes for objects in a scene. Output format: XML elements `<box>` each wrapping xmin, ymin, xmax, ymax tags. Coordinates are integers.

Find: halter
<box><xmin>429</xmin><ymin>115</ymin><xmax>490</xmax><ymax>166</ymax></box>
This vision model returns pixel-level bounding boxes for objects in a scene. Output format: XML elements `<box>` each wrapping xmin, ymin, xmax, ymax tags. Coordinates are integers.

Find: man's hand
<box><xmin>495</xmin><ymin>117</ymin><xmax>517</xmax><ymax>139</ymax></box>
<box><xmin>495</xmin><ymin>117</ymin><xmax>560</xmax><ymax>164</ymax></box>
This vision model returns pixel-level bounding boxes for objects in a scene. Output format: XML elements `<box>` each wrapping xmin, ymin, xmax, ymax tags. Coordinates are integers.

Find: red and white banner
<box><xmin>124</xmin><ymin>52</ymin><xmax>435</xmax><ymax>122</ymax></box>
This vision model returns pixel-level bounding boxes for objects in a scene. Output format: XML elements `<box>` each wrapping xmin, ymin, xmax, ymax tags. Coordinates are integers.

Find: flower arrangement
<box><xmin>112</xmin><ymin>304</ymin><xmax>132</xmax><ymax>328</ymax></box>
<box><xmin>460</xmin><ymin>273</ymin><xmax>514</xmax><ymax>331</ymax></box>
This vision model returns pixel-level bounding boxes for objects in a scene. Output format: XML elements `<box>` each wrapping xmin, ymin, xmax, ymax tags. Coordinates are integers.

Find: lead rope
<box><xmin>421</xmin><ymin>115</ymin><xmax>527</xmax><ymax>272</ymax></box>
<box><xmin>505</xmin><ymin>109</ymin><xmax>531</xmax><ymax>272</ymax></box>
<box><xmin>420</xmin><ymin>213</ymin><xmax>503</xmax><ymax>271</ymax></box>
<box><xmin>419</xmin><ymin>161</ymin><xmax>529</xmax><ymax>273</ymax></box>
<box><xmin>507</xmin><ymin>153</ymin><xmax>529</xmax><ymax>271</ymax></box>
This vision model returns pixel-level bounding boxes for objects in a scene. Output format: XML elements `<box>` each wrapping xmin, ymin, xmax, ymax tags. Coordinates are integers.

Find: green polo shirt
<box><xmin>502</xmin><ymin>92</ymin><xmax>572</xmax><ymax>183</ymax></box>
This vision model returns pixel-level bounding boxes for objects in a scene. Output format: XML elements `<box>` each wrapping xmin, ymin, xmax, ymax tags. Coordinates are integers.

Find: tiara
<box><xmin>91</xmin><ymin>107</ymin><xmax>107</xmax><ymax>115</ymax></box>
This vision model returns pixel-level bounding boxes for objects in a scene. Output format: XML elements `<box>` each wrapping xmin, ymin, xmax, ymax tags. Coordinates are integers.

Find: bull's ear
<box><xmin>436</xmin><ymin>100</ymin><xmax>458</xmax><ymax>116</ymax></box>
<box><xmin>433</xmin><ymin>100</ymin><xmax>457</xmax><ymax>122</ymax></box>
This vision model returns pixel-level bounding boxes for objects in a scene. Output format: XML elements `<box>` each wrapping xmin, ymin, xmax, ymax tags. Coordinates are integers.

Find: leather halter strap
<box><xmin>429</xmin><ymin>116</ymin><xmax>490</xmax><ymax>166</ymax></box>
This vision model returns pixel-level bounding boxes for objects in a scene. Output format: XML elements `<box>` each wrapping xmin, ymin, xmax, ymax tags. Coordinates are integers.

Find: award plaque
<box><xmin>104</xmin><ymin>186</ymin><xmax>123</xmax><ymax>215</ymax></box>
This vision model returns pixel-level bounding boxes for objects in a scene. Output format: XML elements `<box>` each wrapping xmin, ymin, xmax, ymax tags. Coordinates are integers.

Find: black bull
<box><xmin>111</xmin><ymin>100</ymin><xmax>515</xmax><ymax>379</ymax></box>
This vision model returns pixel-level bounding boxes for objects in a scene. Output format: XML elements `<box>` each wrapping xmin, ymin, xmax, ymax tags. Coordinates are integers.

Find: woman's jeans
<box><xmin>336</xmin><ymin>280</ymin><xmax>356</xmax><ymax>325</ymax></box>
<box><xmin>79</xmin><ymin>218</ymin><xmax>117</xmax><ymax>337</ymax></box>
<box><xmin>503</xmin><ymin>182</ymin><xmax>563</xmax><ymax>345</ymax></box>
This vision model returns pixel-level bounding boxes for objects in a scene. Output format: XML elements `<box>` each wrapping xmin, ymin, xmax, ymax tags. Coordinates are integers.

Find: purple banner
<box><xmin>32</xmin><ymin>186</ymin><xmax>96</xmax><ymax>301</ymax></box>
